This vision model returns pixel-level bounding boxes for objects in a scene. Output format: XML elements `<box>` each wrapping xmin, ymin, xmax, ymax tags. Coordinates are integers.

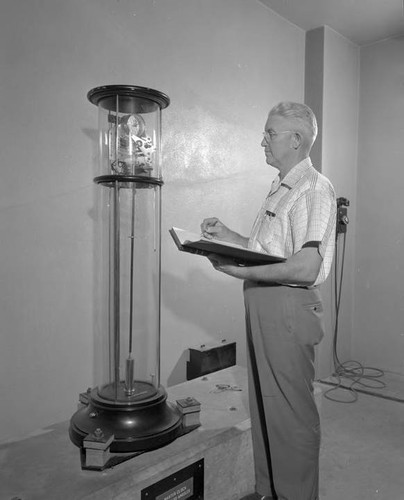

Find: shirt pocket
<box><xmin>257</xmin><ymin>214</ymin><xmax>285</xmax><ymax>254</ymax></box>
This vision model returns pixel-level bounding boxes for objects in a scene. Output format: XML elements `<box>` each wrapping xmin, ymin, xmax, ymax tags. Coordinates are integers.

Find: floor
<box><xmin>318</xmin><ymin>371</ymin><xmax>404</xmax><ymax>500</ymax></box>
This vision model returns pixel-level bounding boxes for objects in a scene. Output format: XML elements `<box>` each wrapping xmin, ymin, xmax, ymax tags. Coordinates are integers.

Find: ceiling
<box><xmin>258</xmin><ymin>0</ymin><xmax>404</xmax><ymax>46</ymax></box>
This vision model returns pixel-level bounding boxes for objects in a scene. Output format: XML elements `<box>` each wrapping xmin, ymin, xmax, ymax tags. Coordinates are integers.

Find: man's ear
<box><xmin>292</xmin><ymin>132</ymin><xmax>302</xmax><ymax>150</ymax></box>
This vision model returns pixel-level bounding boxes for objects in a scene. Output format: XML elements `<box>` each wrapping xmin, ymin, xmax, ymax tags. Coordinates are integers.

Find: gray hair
<box><xmin>269</xmin><ymin>101</ymin><xmax>318</xmax><ymax>149</ymax></box>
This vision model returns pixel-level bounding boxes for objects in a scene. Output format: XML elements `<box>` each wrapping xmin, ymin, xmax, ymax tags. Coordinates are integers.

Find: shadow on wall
<box><xmin>162</xmin><ymin>263</ymin><xmax>243</xmax><ymax>386</ymax></box>
<box><xmin>167</xmin><ymin>350</ymin><xmax>190</xmax><ymax>387</ymax></box>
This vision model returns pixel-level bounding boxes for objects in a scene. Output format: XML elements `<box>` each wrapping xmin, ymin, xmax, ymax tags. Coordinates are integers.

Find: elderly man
<box><xmin>201</xmin><ymin>102</ymin><xmax>336</xmax><ymax>500</ymax></box>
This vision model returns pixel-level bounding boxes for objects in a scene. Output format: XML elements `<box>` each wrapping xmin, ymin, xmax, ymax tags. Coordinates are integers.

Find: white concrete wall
<box><xmin>319</xmin><ymin>27</ymin><xmax>360</xmax><ymax>377</ymax></box>
<box><xmin>306</xmin><ymin>28</ymin><xmax>404</xmax><ymax>380</ymax></box>
<box><xmin>354</xmin><ymin>37</ymin><xmax>404</xmax><ymax>374</ymax></box>
<box><xmin>305</xmin><ymin>26</ymin><xmax>360</xmax><ymax>379</ymax></box>
<box><xmin>0</xmin><ymin>0</ymin><xmax>305</xmax><ymax>442</ymax></box>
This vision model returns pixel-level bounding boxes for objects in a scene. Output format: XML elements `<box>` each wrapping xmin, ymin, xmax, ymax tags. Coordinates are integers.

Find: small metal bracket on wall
<box><xmin>337</xmin><ymin>197</ymin><xmax>350</xmax><ymax>235</ymax></box>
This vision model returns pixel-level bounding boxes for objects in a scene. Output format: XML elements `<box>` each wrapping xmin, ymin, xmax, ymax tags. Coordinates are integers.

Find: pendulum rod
<box><xmin>113</xmin><ymin>99</ymin><xmax>120</xmax><ymax>397</ymax></box>
<box><xmin>128</xmin><ymin>183</ymin><xmax>136</xmax><ymax>356</ymax></box>
<box><xmin>125</xmin><ymin>181</ymin><xmax>136</xmax><ymax>395</ymax></box>
<box><xmin>113</xmin><ymin>179</ymin><xmax>121</xmax><ymax>397</ymax></box>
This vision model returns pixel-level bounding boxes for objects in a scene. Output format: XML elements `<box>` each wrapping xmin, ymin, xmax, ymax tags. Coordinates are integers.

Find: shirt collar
<box><xmin>279</xmin><ymin>157</ymin><xmax>313</xmax><ymax>189</ymax></box>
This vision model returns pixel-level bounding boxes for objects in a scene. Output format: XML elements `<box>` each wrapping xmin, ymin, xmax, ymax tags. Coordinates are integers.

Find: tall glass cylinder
<box><xmin>88</xmin><ymin>85</ymin><xmax>169</xmax><ymax>400</ymax></box>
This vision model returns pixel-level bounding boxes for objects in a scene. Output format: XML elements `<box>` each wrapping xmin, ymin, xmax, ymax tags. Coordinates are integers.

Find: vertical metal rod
<box><xmin>154</xmin><ymin>113</ymin><xmax>162</xmax><ymax>388</ymax></box>
<box><xmin>113</xmin><ymin>180</ymin><xmax>121</xmax><ymax>397</ymax></box>
<box><xmin>125</xmin><ymin>355</ymin><xmax>135</xmax><ymax>395</ymax></box>
<box><xmin>115</xmin><ymin>95</ymin><xmax>119</xmax><ymax>171</ymax></box>
<box><xmin>128</xmin><ymin>183</ymin><xmax>136</xmax><ymax>355</ymax></box>
<box><xmin>154</xmin><ymin>186</ymin><xmax>162</xmax><ymax>387</ymax></box>
<box><xmin>108</xmin><ymin>189</ymin><xmax>113</xmax><ymax>383</ymax></box>
<box><xmin>125</xmin><ymin>182</ymin><xmax>136</xmax><ymax>395</ymax></box>
<box><xmin>112</xmin><ymin>95</ymin><xmax>120</xmax><ymax>398</ymax></box>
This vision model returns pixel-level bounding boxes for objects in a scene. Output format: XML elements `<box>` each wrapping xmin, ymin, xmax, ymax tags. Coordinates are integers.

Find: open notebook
<box><xmin>169</xmin><ymin>227</ymin><xmax>285</xmax><ymax>266</ymax></box>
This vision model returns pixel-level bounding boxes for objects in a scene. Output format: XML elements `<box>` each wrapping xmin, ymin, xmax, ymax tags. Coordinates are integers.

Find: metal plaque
<box><xmin>141</xmin><ymin>459</ymin><xmax>204</xmax><ymax>500</ymax></box>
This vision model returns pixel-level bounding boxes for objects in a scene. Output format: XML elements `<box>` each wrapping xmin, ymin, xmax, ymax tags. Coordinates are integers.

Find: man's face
<box><xmin>261</xmin><ymin>114</ymin><xmax>294</xmax><ymax>169</ymax></box>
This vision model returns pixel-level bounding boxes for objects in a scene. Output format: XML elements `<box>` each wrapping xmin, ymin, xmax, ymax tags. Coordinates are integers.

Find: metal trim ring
<box><xmin>87</xmin><ymin>85</ymin><xmax>170</xmax><ymax>110</ymax></box>
<box><xmin>94</xmin><ymin>175</ymin><xmax>164</xmax><ymax>186</ymax></box>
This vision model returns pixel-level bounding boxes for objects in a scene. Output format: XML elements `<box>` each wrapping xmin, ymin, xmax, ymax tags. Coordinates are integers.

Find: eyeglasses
<box><xmin>262</xmin><ymin>130</ymin><xmax>293</xmax><ymax>142</ymax></box>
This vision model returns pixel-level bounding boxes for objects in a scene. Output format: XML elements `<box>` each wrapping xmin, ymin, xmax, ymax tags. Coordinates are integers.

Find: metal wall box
<box><xmin>187</xmin><ymin>340</ymin><xmax>236</xmax><ymax>380</ymax></box>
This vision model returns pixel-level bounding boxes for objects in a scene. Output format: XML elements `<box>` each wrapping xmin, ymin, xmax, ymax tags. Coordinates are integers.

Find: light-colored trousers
<box><xmin>243</xmin><ymin>281</ymin><xmax>325</xmax><ymax>500</ymax></box>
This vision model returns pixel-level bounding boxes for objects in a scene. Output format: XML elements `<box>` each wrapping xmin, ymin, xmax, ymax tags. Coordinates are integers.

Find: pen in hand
<box><xmin>200</xmin><ymin>218</ymin><xmax>219</xmax><ymax>239</ymax></box>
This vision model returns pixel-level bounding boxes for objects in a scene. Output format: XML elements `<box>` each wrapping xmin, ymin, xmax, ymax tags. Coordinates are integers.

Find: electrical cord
<box><xmin>210</xmin><ymin>384</ymin><xmax>242</xmax><ymax>393</ymax></box>
<box><xmin>323</xmin><ymin>229</ymin><xmax>386</xmax><ymax>403</ymax></box>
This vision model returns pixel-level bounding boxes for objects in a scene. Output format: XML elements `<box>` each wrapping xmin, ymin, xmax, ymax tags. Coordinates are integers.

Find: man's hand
<box><xmin>206</xmin><ymin>253</ymin><xmax>245</xmax><ymax>279</ymax></box>
<box><xmin>200</xmin><ymin>217</ymin><xmax>231</xmax><ymax>240</ymax></box>
<box><xmin>200</xmin><ymin>217</ymin><xmax>249</xmax><ymax>248</ymax></box>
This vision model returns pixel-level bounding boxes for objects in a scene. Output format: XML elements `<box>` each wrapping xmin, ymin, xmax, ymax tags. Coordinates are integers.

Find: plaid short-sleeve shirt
<box><xmin>248</xmin><ymin>158</ymin><xmax>336</xmax><ymax>286</ymax></box>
